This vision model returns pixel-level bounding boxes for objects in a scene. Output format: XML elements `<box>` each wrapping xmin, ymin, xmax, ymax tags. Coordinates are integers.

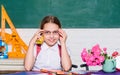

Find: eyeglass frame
<box><xmin>43</xmin><ymin>30</ymin><xmax>59</xmax><ymax>36</ymax></box>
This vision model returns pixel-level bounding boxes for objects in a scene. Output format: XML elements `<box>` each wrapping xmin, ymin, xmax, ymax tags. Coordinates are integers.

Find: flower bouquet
<box><xmin>81</xmin><ymin>44</ymin><xmax>107</xmax><ymax>66</ymax></box>
<box><xmin>81</xmin><ymin>44</ymin><xmax>116</xmax><ymax>72</ymax></box>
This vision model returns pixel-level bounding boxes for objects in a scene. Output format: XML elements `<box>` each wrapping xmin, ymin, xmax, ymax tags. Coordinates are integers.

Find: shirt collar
<box><xmin>41</xmin><ymin>42</ymin><xmax>59</xmax><ymax>50</ymax></box>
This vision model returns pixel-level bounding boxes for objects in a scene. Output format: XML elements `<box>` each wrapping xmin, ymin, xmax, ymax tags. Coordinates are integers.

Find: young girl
<box><xmin>24</xmin><ymin>16</ymin><xmax>72</xmax><ymax>72</ymax></box>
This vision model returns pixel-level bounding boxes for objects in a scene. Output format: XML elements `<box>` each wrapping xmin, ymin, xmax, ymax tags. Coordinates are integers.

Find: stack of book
<box><xmin>0</xmin><ymin>58</ymin><xmax>25</xmax><ymax>71</ymax></box>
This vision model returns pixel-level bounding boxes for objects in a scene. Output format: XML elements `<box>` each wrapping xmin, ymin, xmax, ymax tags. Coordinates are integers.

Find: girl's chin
<box><xmin>48</xmin><ymin>43</ymin><xmax>56</xmax><ymax>46</ymax></box>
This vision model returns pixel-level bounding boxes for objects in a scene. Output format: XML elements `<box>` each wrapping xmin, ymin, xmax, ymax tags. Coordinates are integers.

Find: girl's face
<box><xmin>42</xmin><ymin>23</ymin><xmax>60</xmax><ymax>47</ymax></box>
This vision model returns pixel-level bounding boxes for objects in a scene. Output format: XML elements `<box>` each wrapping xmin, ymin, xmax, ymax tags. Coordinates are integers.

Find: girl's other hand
<box><xmin>58</xmin><ymin>29</ymin><xmax>67</xmax><ymax>44</ymax></box>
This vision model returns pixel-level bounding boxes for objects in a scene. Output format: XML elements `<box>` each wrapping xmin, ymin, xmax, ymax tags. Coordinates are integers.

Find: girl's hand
<box><xmin>30</xmin><ymin>29</ymin><xmax>44</xmax><ymax>45</ymax></box>
<box><xmin>58</xmin><ymin>29</ymin><xmax>67</xmax><ymax>44</ymax></box>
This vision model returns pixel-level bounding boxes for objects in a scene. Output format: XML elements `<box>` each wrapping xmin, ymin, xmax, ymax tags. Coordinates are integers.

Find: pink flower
<box><xmin>91</xmin><ymin>44</ymin><xmax>101</xmax><ymax>55</ymax></box>
<box><xmin>81</xmin><ymin>48</ymin><xmax>88</xmax><ymax>62</ymax></box>
<box><xmin>81</xmin><ymin>44</ymin><xmax>109</xmax><ymax>66</ymax></box>
<box><xmin>112</xmin><ymin>51</ymin><xmax>119</xmax><ymax>57</ymax></box>
<box><xmin>86</xmin><ymin>61</ymin><xmax>93</xmax><ymax>66</ymax></box>
<box><xmin>103</xmin><ymin>48</ymin><xmax>107</xmax><ymax>51</ymax></box>
<box><xmin>89</xmin><ymin>55</ymin><xmax>95</xmax><ymax>61</ymax></box>
<box><xmin>98</xmin><ymin>56</ymin><xmax>104</xmax><ymax>62</ymax></box>
<box><xmin>81</xmin><ymin>48</ymin><xmax>88</xmax><ymax>57</ymax></box>
<box><xmin>103</xmin><ymin>48</ymin><xmax>107</xmax><ymax>54</ymax></box>
<box><xmin>96</xmin><ymin>58</ymin><xmax>100</xmax><ymax>64</ymax></box>
<box><xmin>92</xmin><ymin>62</ymin><xmax>97</xmax><ymax>66</ymax></box>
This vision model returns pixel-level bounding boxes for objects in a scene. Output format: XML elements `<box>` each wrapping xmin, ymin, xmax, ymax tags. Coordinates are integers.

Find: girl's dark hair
<box><xmin>40</xmin><ymin>16</ymin><xmax>61</xmax><ymax>29</ymax></box>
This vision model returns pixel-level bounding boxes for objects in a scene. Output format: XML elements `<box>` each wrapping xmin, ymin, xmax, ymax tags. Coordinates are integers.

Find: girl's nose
<box><xmin>50</xmin><ymin>33</ymin><xmax>54</xmax><ymax>38</ymax></box>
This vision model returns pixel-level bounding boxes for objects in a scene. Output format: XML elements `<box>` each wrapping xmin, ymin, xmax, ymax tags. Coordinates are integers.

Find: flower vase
<box><xmin>102</xmin><ymin>58</ymin><xmax>116</xmax><ymax>73</ymax></box>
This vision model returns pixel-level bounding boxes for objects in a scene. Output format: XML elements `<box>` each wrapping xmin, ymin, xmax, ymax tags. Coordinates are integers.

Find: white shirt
<box><xmin>32</xmin><ymin>42</ymin><xmax>70</xmax><ymax>71</ymax></box>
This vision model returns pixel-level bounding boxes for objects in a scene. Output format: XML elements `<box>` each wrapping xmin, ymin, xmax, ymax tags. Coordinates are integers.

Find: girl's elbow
<box><xmin>64</xmin><ymin>67</ymin><xmax>71</xmax><ymax>72</ymax></box>
<box><xmin>24</xmin><ymin>65</ymin><xmax>32</xmax><ymax>71</ymax></box>
<box><xmin>63</xmin><ymin>65</ymin><xmax>72</xmax><ymax>72</ymax></box>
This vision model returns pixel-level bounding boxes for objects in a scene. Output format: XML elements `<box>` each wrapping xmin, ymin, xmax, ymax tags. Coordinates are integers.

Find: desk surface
<box><xmin>1</xmin><ymin>70</ymin><xmax>120</xmax><ymax>75</ymax></box>
<box><xmin>1</xmin><ymin>71</ymin><xmax>89</xmax><ymax>75</ymax></box>
<box><xmin>92</xmin><ymin>70</ymin><xmax>120</xmax><ymax>75</ymax></box>
<box><xmin>5</xmin><ymin>71</ymin><xmax>53</xmax><ymax>75</ymax></box>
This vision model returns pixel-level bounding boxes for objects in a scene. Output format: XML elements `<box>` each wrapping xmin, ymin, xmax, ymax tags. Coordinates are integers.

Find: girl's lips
<box><xmin>48</xmin><ymin>39</ymin><xmax>55</xmax><ymax>42</ymax></box>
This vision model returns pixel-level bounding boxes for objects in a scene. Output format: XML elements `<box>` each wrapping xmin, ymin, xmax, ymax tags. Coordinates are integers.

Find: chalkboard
<box><xmin>0</xmin><ymin>0</ymin><xmax>120</xmax><ymax>28</ymax></box>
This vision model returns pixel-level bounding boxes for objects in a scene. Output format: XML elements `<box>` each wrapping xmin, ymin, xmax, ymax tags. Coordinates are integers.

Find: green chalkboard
<box><xmin>0</xmin><ymin>0</ymin><xmax>120</xmax><ymax>28</ymax></box>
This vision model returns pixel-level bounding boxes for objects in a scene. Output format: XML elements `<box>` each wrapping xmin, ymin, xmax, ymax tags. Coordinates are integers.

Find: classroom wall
<box><xmin>5</xmin><ymin>28</ymin><xmax>120</xmax><ymax>70</ymax></box>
